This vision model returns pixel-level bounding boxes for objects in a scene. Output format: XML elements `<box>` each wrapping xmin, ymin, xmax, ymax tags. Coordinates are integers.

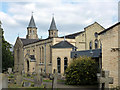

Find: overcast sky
<box><xmin>0</xmin><ymin>0</ymin><xmax>119</xmax><ymax>45</ymax></box>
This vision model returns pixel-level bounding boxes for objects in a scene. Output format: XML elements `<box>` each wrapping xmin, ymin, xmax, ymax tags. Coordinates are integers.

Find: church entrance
<box><xmin>27</xmin><ymin>60</ymin><xmax>29</xmax><ymax>72</ymax></box>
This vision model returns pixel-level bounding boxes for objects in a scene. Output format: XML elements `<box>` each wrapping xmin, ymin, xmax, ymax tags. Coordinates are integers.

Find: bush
<box><xmin>65</xmin><ymin>57</ymin><xmax>98</xmax><ymax>85</ymax></box>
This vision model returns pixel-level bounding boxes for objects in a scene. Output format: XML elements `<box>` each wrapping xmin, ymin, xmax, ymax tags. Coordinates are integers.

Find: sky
<box><xmin>0</xmin><ymin>0</ymin><xmax>119</xmax><ymax>45</ymax></box>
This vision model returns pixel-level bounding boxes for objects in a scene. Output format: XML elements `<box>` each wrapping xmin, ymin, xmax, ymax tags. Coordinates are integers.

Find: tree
<box><xmin>65</xmin><ymin>57</ymin><xmax>98</xmax><ymax>85</ymax></box>
<box><xmin>2</xmin><ymin>29</ymin><xmax>14</xmax><ymax>72</ymax></box>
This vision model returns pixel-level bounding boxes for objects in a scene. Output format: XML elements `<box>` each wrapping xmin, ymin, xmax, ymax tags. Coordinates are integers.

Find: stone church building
<box><xmin>13</xmin><ymin>13</ymin><xmax>120</xmax><ymax>88</ymax></box>
<box><xmin>99</xmin><ymin>22</ymin><xmax>120</xmax><ymax>88</ymax></box>
<box><xmin>14</xmin><ymin>15</ymin><xmax>105</xmax><ymax>75</ymax></box>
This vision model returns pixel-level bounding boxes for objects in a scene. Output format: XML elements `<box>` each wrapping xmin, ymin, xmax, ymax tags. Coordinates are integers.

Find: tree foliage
<box><xmin>65</xmin><ymin>57</ymin><xmax>98</xmax><ymax>85</ymax></box>
<box><xmin>2</xmin><ymin>30</ymin><xmax>14</xmax><ymax>72</ymax></box>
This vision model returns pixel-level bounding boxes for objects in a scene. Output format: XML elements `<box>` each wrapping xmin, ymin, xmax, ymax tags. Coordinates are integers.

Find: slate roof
<box><xmin>99</xmin><ymin>22</ymin><xmax>120</xmax><ymax>35</ymax></box>
<box><xmin>61</xmin><ymin>31</ymin><xmax>84</xmax><ymax>39</ymax></box>
<box><xmin>49</xmin><ymin>17</ymin><xmax>57</xmax><ymax>30</ymax></box>
<box><xmin>28</xmin><ymin>15</ymin><xmax>36</xmax><ymax>28</ymax></box>
<box><xmin>71</xmin><ymin>49</ymin><xmax>101</xmax><ymax>58</ymax></box>
<box><xmin>52</xmin><ymin>40</ymin><xmax>75</xmax><ymax>48</ymax></box>
<box><xmin>20</xmin><ymin>38</ymin><xmax>39</xmax><ymax>46</ymax></box>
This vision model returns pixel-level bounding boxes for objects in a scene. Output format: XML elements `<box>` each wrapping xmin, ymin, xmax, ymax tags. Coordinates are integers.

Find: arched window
<box><xmin>57</xmin><ymin>57</ymin><xmax>61</xmax><ymax>73</ymax></box>
<box><xmin>89</xmin><ymin>41</ymin><xmax>92</xmax><ymax>49</ymax></box>
<box><xmin>95</xmin><ymin>39</ymin><xmax>98</xmax><ymax>49</ymax></box>
<box><xmin>64</xmin><ymin>57</ymin><xmax>68</xmax><ymax>72</ymax></box>
<box><xmin>27</xmin><ymin>60</ymin><xmax>29</xmax><ymax>72</ymax></box>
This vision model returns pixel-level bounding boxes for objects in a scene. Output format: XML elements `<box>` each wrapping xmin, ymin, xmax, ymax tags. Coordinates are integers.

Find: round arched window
<box><xmin>95</xmin><ymin>39</ymin><xmax>98</xmax><ymax>49</ymax></box>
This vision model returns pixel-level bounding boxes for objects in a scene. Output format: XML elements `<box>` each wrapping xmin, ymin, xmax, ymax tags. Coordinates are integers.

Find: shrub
<box><xmin>65</xmin><ymin>56</ymin><xmax>98</xmax><ymax>85</ymax></box>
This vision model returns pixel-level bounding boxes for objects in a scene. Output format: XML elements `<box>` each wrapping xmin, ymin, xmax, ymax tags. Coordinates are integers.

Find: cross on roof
<box><xmin>99</xmin><ymin>71</ymin><xmax>113</xmax><ymax>89</ymax></box>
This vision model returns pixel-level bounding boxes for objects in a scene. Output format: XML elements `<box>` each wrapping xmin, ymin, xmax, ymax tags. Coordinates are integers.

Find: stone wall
<box><xmin>52</xmin><ymin>48</ymin><xmax>73</xmax><ymax>75</ymax></box>
<box><xmin>75</xmin><ymin>32</ymin><xmax>85</xmax><ymax>51</ymax></box>
<box><xmin>22</xmin><ymin>37</ymin><xmax>75</xmax><ymax>74</ymax></box>
<box><xmin>100</xmin><ymin>24</ymin><xmax>120</xmax><ymax>87</ymax></box>
<box><xmin>14</xmin><ymin>37</ymin><xmax>24</xmax><ymax>74</ymax></box>
<box><xmin>85</xmin><ymin>22</ymin><xmax>104</xmax><ymax>50</ymax></box>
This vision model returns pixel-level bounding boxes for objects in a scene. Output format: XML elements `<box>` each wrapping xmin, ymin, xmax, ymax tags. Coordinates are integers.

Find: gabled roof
<box><xmin>84</xmin><ymin>22</ymin><xmax>105</xmax><ymax>30</ymax></box>
<box><xmin>61</xmin><ymin>31</ymin><xmax>84</xmax><ymax>39</ymax></box>
<box><xmin>28</xmin><ymin>15</ymin><xmax>37</xmax><ymax>28</ymax></box>
<box><xmin>99</xmin><ymin>22</ymin><xmax>120</xmax><ymax>35</ymax></box>
<box><xmin>49</xmin><ymin>17</ymin><xmax>57</xmax><ymax>30</ymax></box>
<box><xmin>71</xmin><ymin>49</ymin><xmax>101</xmax><ymax>58</ymax></box>
<box><xmin>20</xmin><ymin>38</ymin><xmax>39</xmax><ymax>46</ymax></box>
<box><xmin>52</xmin><ymin>40</ymin><xmax>75</xmax><ymax>48</ymax></box>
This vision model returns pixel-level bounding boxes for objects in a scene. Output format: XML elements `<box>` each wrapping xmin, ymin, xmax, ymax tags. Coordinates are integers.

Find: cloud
<box><xmin>0</xmin><ymin>0</ymin><xmax>118</xmax><ymax>44</ymax></box>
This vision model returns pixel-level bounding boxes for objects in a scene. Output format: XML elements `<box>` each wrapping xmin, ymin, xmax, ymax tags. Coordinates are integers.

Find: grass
<box><xmin>8</xmin><ymin>83</ymin><xmax>22</xmax><ymax>88</ymax></box>
<box><xmin>23</xmin><ymin>79</ymin><xmax>34</xmax><ymax>83</ymax></box>
<box><xmin>43</xmin><ymin>79</ymin><xmax>52</xmax><ymax>82</ymax></box>
<box><xmin>57</xmin><ymin>79</ymin><xmax>65</xmax><ymax>83</ymax></box>
<box><xmin>8</xmin><ymin>83</ymin><xmax>45</xmax><ymax>88</ymax></box>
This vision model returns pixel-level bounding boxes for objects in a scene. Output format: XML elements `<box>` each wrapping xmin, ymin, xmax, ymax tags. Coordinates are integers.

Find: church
<box><xmin>14</xmin><ymin>13</ymin><xmax>120</xmax><ymax>88</ymax></box>
<box><xmin>14</xmin><ymin>14</ymin><xmax>105</xmax><ymax>76</ymax></box>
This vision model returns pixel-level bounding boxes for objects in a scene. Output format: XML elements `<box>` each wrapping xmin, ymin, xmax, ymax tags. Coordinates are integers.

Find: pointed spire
<box><xmin>49</xmin><ymin>16</ymin><xmax>57</xmax><ymax>30</ymax></box>
<box><xmin>28</xmin><ymin>13</ymin><xmax>36</xmax><ymax>28</ymax></box>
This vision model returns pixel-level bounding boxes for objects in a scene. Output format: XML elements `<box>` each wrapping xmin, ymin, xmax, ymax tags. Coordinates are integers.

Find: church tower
<box><xmin>48</xmin><ymin>16</ymin><xmax>58</xmax><ymax>38</ymax></box>
<box><xmin>26</xmin><ymin>14</ymin><xmax>38</xmax><ymax>39</ymax></box>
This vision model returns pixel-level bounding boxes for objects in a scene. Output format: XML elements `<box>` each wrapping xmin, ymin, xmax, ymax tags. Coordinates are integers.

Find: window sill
<box><xmin>39</xmin><ymin>63</ymin><xmax>45</xmax><ymax>65</ymax></box>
